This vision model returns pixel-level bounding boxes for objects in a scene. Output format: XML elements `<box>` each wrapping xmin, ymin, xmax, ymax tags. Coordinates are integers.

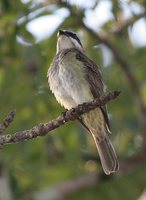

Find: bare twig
<box><xmin>0</xmin><ymin>110</ymin><xmax>16</xmax><ymax>134</ymax></box>
<box><xmin>0</xmin><ymin>91</ymin><xmax>120</xmax><ymax>147</ymax></box>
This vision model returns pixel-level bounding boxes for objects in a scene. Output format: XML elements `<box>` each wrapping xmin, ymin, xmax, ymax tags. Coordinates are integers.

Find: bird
<box><xmin>47</xmin><ymin>30</ymin><xmax>119</xmax><ymax>175</ymax></box>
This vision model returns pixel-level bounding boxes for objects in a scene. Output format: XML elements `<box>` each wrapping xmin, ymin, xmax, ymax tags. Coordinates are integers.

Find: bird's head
<box><xmin>56</xmin><ymin>30</ymin><xmax>83</xmax><ymax>53</ymax></box>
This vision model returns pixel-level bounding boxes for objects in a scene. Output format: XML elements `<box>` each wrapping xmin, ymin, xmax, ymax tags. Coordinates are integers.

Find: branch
<box><xmin>0</xmin><ymin>91</ymin><xmax>120</xmax><ymax>148</ymax></box>
<box><xmin>58</xmin><ymin>2</ymin><xmax>146</xmax><ymax>136</ymax></box>
<box><xmin>83</xmin><ymin>24</ymin><xmax>140</xmax><ymax>96</ymax></box>
<box><xmin>138</xmin><ymin>189</ymin><xmax>146</xmax><ymax>200</ymax></box>
<box><xmin>0</xmin><ymin>169</ymin><xmax>12</xmax><ymax>200</ymax></box>
<box><xmin>33</xmin><ymin>150</ymin><xmax>146</xmax><ymax>200</ymax></box>
<box><xmin>0</xmin><ymin>110</ymin><xmax>16</xmax><ymax>134</ymax></box>
<box><xmin>83</xmin><ymin>23</ymin><xmax>146</xmax><ymax>139</ymax></box>
<box><xmin>111</xmin><ymin>13</ymin><xmax>146</xmax><ymax>34</ymax></box>
<box><xmin>34</xmin><ymin>173</ymin><xmax>101</xmax><ymax>200</ymax></box>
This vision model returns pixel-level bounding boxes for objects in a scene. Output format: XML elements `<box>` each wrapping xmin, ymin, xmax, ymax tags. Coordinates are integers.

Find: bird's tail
<box><xmin>92</xmin><ymin>133</ymin><xmax>119</xmax><ymax>175</ymax></box>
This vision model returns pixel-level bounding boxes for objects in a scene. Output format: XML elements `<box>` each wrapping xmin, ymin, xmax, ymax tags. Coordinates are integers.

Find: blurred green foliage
<box><xmin>0</xmin><ymin>0</ymin><xmax>146</xmax><ymax>199</ymax></box>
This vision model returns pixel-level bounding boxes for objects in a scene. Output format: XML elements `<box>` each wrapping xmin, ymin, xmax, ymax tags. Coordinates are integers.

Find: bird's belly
<box><xmin>50</xmin><ymin>62</ymin><xmax>93</xmax><ymax>109</ymax></box>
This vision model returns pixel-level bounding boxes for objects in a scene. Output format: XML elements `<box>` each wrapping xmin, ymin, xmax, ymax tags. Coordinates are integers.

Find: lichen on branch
<box><xmin>0</xmin><ymin>91</ymin><xmax>120</xmax><ymax>147</ymax></box>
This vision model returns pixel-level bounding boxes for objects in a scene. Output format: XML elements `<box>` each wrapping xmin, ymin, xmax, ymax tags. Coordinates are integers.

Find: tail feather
<box><xmin>92</xmin><ymin>134</ymin><xmax>119</xmax><ymax>175</ymax></box>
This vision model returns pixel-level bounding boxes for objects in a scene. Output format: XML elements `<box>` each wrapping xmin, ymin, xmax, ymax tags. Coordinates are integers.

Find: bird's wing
<box><xmin>75</xmin><ymin>50</ymin><xmax>111</xmax><ymax>132</ymax></box>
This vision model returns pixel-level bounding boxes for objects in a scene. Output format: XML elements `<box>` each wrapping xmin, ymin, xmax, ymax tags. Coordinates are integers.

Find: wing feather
<box><xmin>75</xmin><ymin>50</ymin><xmax>111</xmax><ymax>132</ymax></box>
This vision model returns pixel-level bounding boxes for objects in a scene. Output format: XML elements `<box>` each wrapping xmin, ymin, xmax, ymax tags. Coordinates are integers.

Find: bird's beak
<box><xmin>57</xmin><ymin>30</ymin><xmax>63</xmax><ymax>37</ymax></box>
<box><xmin>57</xmin><ymin>30</ymin><xmax>68</xmax><ymax>38</ymax></box>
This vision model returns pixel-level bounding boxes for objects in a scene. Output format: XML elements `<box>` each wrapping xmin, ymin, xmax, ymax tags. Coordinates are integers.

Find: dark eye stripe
<box><xmin>64</xmin><ymin>31</ymin><xmax>83</xmax><ymax>47</ymax></box>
